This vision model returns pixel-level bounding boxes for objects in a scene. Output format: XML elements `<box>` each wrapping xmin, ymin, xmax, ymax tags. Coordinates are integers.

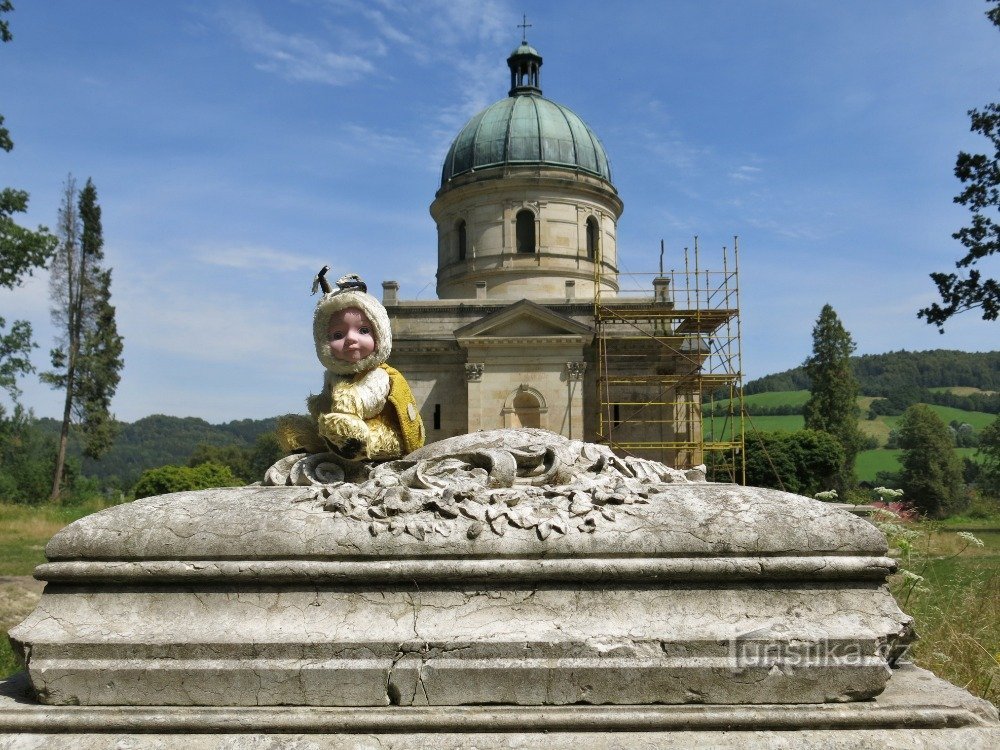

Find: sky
<box><xmin>2</xmin><ymin>0</ymin><xmax>998</xmax><ymax>424</ymax></box>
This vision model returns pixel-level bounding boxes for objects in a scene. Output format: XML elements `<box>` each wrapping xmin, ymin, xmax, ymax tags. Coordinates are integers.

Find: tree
<box><xmin>0</xmin><ymin>2</ymin><xmax>57</xmax><ymax>403</ymax></box>
<box><xmin>742</xmin><ymin>429</ymin><xmax>845</xmax><ymax>496</ymax></box>
<box><xmin>919</xmin><ymin>2</ymin><xmax>1000</xmax><ymax>328</ymax></box>
<box><xmin>978</xmin><ymin>414</ymin><xmax>1000</xmax><ymax>499</ymax></box>
<box><xmin>897</xmin><ymin>404</ymin><xmax>967</xmax><ymax>518</ymax></box>
<box><xmin>42</xmin><ymin>177</ymin><xmax>124</xmax><ymax>501</ymax></box>
<box><xmin>0</xmin><ymin>403</ymin><xmax>61</xmax><ymax>504</ymax></box>
<box><xmin>802</xmin><ymin>304</ymin><xmax>864</xmax><ymax>492</ymax></box>
<box><xmin>187</xmin><ymin>432</ymin><xmax>285</xmax><ymax>484</ymax></box>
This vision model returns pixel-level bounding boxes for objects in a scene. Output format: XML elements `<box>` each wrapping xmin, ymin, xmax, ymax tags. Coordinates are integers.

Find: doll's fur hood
<box><xmin>313</xmin><ymin>287</ymin><xmax>392</xmax><ymax>375</ymax></box>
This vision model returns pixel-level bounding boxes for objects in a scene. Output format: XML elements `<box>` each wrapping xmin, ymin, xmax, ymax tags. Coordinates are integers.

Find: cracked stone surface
<box><xmin>40</xmin><ymin>485</ymin><xmax>887</xmax><ymax>562</ymax></box>
<box><xmin>0</xmin><ymin>665</ymin><xmax>997</xmax><ymax>748</ymax></box>
<box><xmin>11</xmin><ymin>429</ymin><xmax>914</xmax><ymax>708</ymax></box>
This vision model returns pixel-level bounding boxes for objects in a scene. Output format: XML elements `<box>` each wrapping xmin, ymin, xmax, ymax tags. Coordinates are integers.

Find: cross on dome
<box><xmin>518</xmin><ymin>14</ymin><xmax>532</xmax><ymax>43</ymax></box>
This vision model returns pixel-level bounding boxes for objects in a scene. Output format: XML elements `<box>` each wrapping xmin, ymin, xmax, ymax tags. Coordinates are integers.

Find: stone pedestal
<box><xmin>2</xmin><ymin>431</ymin><xmax>997</xmax><ymax>746</ymax></box>
<box><xmin>11</xmin><ymin>482</ymin><xmax>910</xmax><ymax>708</ymax></box>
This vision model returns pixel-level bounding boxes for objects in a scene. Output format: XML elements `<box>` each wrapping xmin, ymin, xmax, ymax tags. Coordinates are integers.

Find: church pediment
<box><xmin>455</xmin><ymin>299</ymin><xmax>594</xmax><ymax>347</ymax></box>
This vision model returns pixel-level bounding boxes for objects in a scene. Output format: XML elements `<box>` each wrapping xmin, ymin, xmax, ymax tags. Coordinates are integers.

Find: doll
<box><xmin>279</xmin><ymin>268</ymin><xmax>424</xmax><ymax>462</ymax></box>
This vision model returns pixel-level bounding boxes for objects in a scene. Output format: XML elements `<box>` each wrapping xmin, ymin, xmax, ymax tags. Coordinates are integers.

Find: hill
<box><xmin>744</xmin><ymin>350</ymin><xmax>1000</xmax><ymax>414</ymax></box>
<box><xmin>36</xmin><ymin>415</ymin><xmax>279</xmax><ymax>488</ymax></box>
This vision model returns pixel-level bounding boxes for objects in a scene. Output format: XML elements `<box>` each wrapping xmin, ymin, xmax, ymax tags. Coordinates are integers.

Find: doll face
<box><xmin>327</xmin><ymin>307</ymin><xmax>376</xmax><ymax>364</ymax></box>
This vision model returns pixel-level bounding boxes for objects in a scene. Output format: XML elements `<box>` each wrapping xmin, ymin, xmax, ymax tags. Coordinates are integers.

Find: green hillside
<box><xmin>746</xmin><ymin>350</ymin><xmax>1000</xmax><ymax>401</ymax></box>
<box><xmin>35</xmin><ymin>415</ymin><xmax>279</xmax><ymax>488</ymax></box>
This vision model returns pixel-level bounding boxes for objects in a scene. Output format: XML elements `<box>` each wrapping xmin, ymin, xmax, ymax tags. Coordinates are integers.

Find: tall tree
<box><xmin>42</xmin><ymin>177</ymin><xmax>124</xmax><ymax>500</ymax></box>
<box><xmin>897</xmin><ymin>404</ymin><xmax>967</xmax><ymax>518</ymax></box>
<box><xmin>919</xmin><ymin>2</ymin><xmax>1000</xmax><ymax>328</ymax></box>
<box><xmin>0</xmin><ymin>1</ymin><xmax>57</xmax><ymax>404</ymax></box>
<box><xmin>802</xmin><ymin>304</ymin><xmax>864</xmax><ymax>492</ymax></box>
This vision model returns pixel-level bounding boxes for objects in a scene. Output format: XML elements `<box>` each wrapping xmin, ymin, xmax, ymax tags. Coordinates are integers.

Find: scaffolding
<box><xmin>593</xmin><ymin>237</ymin><xmax>744</xmax><ymax>482</ymax></box>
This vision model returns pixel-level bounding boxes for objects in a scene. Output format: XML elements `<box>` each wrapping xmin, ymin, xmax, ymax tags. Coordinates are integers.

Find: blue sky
<box><xmin>2</xmin><ymin>1</ymin><xmax>998</xmax><ymax>423</ymax></box>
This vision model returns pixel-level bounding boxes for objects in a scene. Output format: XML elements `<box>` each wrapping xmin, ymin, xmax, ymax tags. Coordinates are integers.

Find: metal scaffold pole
<box><xmin>592</xmin><ymin>235</ymin><xmax>744</xmax><ymax>476</ymax></box>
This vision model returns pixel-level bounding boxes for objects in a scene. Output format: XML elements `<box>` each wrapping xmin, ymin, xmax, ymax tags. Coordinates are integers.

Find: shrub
<box><xmin>742</xmin><ymin>429</ymin><xmax>844</xmax><ymax>496</ymax></box>
<box><xmin>132</xmin><ymin>462</ymin><xmax>241</xmax><ymax>499</ymax></box>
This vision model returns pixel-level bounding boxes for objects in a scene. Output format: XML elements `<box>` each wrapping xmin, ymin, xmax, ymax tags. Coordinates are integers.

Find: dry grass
<box><xmin>0</xmin><ymin>500</ymin><xmax>116</xmax><ymax>576</ymax></box>
<box><xmin>858</xmin><ymin>418</ymin><xmax>891</xmax><ymax>443</ymax></box>
<box><xmin>886</xmin><ymin>525</ymin><xmax>999</xmax><ymax>706</ymax></box>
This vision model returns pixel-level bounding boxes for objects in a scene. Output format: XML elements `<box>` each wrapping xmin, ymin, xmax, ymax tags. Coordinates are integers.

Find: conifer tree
<box><xmin>802</xmin><ymin>304</ymin><xmax>864</xmax><ymax>492</ymax></box>
<box><xmin>897</xmin><ymin>404</ymin><xmax>967</xmax><ymax>518</ymax></box>
<box><xmin>43</xmin><ymin>177</ymin><xmax>124</xmax><ymax>500</ymax></box>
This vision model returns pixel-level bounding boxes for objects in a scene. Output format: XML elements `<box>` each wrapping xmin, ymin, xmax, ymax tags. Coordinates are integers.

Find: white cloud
<box><xmin>729</xmin><ymin>165</ymin><xmax>762</xmax><ymax>182</ymax></box>
<box><xmin>216</xmin><ymin>6</ymin><xmax>376</xmax><ymax>86</ymax></box>
<box><xmin>195</xmin><ymin>245</ymin><xmax>321</xmax><ymax>272</ymax></box>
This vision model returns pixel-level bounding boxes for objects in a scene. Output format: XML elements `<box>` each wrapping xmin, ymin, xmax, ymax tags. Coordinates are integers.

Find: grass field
<box><xmin>705</xmin><ymin>415</ymin><xmax>804</xmax><ymax>442</ymax></box>
<box><xmin>855</xmin><ymin>447</ymin><xmax>981</xmax><ymax>482</ymax></box>
<box><xmin>880</xmin><ymin>405</ymin><xmax>996</xmax><ymax>431</ymax></box>
<box><xmin>738</xmin><ymin>389</ymin><xmax>811</xmax><ymax>408</ymax></box>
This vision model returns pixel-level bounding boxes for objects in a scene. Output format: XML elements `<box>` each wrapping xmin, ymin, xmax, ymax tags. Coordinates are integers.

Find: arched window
<box><xmin>586</xmin><ymin>216</ymin><xmax>599</xmax><ymax>260</ymax></box>
<box><xmin>457</xmin><ymin>220</ymin><xmax>467</xmax><ymax>261</ymax></box>
<box><xmin>512</xmin><ymin>390</ymin><xmax>541</xmax><ymax>429</ymax></box>
<box><xmin>516</xmin><ymin>209</ymin><xmax>536</xmax><ymax>254</ymax></box>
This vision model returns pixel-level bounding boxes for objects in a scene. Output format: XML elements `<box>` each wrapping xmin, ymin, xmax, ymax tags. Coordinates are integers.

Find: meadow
<box><xmin>883</xmin><ymin>520</ymin><xmax>998</xmax><ymax>705</ymax></box>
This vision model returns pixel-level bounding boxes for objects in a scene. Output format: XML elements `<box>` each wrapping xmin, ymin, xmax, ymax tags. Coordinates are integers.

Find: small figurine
<box><xmin>278</xmin><ymin>267</ymin><xmax>425</xmax><ymax>462</ymax></box>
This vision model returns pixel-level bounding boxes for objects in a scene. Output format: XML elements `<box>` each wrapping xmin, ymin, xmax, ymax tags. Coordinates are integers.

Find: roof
<box><xmin>440</xmin><ymin>94</ymin><xmax>613</xmax><ymax>186</ymax></box>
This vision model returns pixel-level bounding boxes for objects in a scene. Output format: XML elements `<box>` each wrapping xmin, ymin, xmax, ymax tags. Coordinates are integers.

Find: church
<box><xmin>382</xmin><ymin>39</ymin><xmax>741</xmax><ymax>469</ymax></box>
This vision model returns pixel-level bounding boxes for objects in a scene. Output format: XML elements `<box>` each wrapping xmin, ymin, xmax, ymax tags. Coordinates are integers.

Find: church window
<box><xmin>516</xmin><ymin>209</ymin><xmax>536</xmax><ymax>253</ymax></box>
<box><xmin>457</xmin><ymin>220</ymin><xmax>467</xmax><ymax>261</ymax></box>
<box><xmin>586</xmin><ymin>216</ymin><xmax>599</xmax><ymax>260</ymax></box>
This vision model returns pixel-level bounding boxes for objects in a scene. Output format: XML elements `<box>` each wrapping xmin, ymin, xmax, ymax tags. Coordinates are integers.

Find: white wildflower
<box><xmin>814</xmin><ymin>490</ymin><xmax>838</xmax><ymax>501</ymax></box>
<box><xmin>901</xmin><ymin>570</ymin><xmax>924</xmax><ymax>583</ymax></box>
<box><xmin>956</xmin><ymin>531</ymin><xmax>985</xmax><ymax>548</ymax></box>
<box><xmin>873</xmin><ymin>487</ymin><xmax>904</xmax><ymax>499</ymax></box>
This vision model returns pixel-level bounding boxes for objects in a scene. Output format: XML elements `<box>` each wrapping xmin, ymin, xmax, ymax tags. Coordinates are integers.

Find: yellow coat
<box><xmin>278</xmin><ymin>364</ymin><xmax>424</xmax><ymax>460</ymax></box>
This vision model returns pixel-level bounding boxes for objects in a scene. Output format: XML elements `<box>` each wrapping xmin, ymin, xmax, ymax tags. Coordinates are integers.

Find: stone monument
<box><xmin>1</xmin><ymin>428</ymin><xmax>997</xmax><ymax>748</ymax></box>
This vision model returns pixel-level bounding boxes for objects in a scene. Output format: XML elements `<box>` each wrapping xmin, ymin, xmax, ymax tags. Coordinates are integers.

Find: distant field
<box><xmin>712</xmin><ymin>390</ymin><xmax>809</xmax><ymax>411</ymax></box>
<box><xmin>711</xmin><ymin>390</ymin><xmax>993</xmax><ymax>482</ymax></box>
<box><xmin>880</xmin><ymin>405</ymin><xmax>995</xmax><ymax>430</ymax></box>
<box><xmin>705</xmin><ymin>415</ymin><xmax>803</xmax><ymax>441</ymax></box>
<box><xmin>928</xmin><ymin>386</ymin><xmax>996</xmax><ymax>396</ymax></box>
<box><xmin>741</xmin><ymin>390</ymin><xmax>810</xmax><ymax>408</ymax></box>
<box><xmin>855</xmin><ymin>449</ymin><xmax>903</xmax><ymax>480</ymax></box>
<box><xmin>858</xmin><ymin>417</ymin><xmax>891</xmax><ymax>444</ymax></box>
<box><xmin>847</xmin><ymin>447</ymin><xmax>980</xmax><ymax>483</ymax></box>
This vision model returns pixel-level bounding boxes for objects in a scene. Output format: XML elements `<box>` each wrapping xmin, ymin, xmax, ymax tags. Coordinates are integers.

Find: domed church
<box><xmin>383</xmin><ymin>39</ymin><xmax>729</xmax><ymax>467</ymax></box>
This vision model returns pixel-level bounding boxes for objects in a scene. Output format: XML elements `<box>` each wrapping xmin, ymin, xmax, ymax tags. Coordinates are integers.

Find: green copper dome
<box><xmin>439</xmin><ymin>41</ymin><xmax>612</xmax><ymax>187</ymax></box>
